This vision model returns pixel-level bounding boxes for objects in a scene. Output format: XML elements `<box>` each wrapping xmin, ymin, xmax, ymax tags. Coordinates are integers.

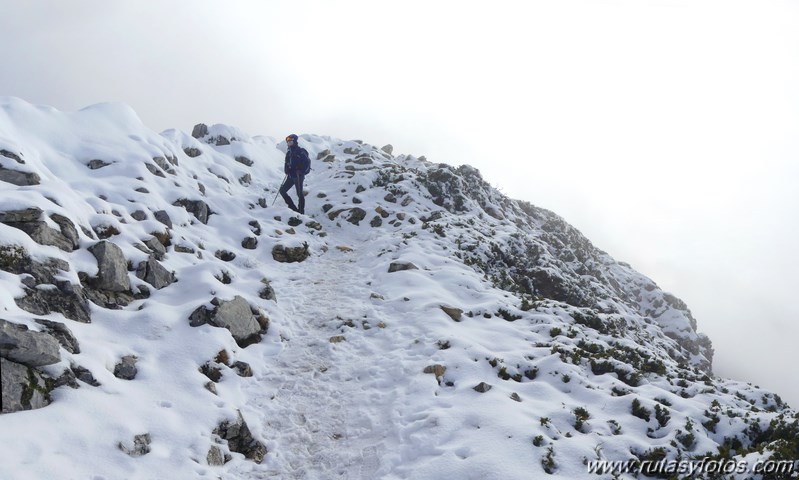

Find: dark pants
<box><xmin>280</xmin><ymin>172</ymin><xmax>305</xmax><ymax>214</ymax></box>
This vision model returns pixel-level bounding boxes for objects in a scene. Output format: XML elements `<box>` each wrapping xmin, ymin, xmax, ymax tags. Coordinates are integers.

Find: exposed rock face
<box><xmin>173</xmin><ymin>199</ymin><xmax>210</xmax><ymax>224</ymax></box>
<box><xmin>135</xmin><ymin>256</ymin><xmax>175</xmax><ymax>289</ymax></box>
<box><xmin>213</xmin><ymin>411</ymin><xmax>267</xmax><ymax>464</ymax></box>
<box><xmin>0</xmin><ymin>165</ymin><xmax>40</xmax><ymax>186</ymax></box>
<box><xmin>189</xmin><ymin>296</ymin><xmax>264</xmax><ymax>347</ymax></box>
<box><xmin>271</xmin><ymin>243</ymin><xmax>309</xmax><ymax>263</ymax></box>
<box><xmin>1</xmin><ymin>358</ymin><xmax>53</xmax><ymax>413</ymax></box>
<box><xmin>388</xmin><ymin>261</ymin><xmax>418</xmax><ymax>273</ymax></box>
<box><xmin>88</xmin><ymin>241</ymin><xmax>130</xmax><ymax>292</ymax></box>
<box><xmin>0</xmin><ymin>319</ymin><xmax>61</xmax><ymax>367</ymax></box>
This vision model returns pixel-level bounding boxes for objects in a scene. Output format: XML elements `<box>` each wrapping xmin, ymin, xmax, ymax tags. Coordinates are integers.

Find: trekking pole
<box><xmin>272</xmin><ymin>175</ymin><xmax>287</xmax><ymax>206</ymax></box>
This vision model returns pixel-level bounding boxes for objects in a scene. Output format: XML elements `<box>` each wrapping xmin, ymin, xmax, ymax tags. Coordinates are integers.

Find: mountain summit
<box><xmin>0</xmin><ymin>98</ymin><xmax>796</xmax><ymax>479</ymax></box>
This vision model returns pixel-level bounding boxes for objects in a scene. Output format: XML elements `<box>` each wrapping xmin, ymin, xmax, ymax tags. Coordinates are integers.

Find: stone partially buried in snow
<box><xmin>388</xmin><ymin>261</ymin><xmax>418</xmax><ymax>273</ymax></box>
<box><xmin>88</xmin><ymin>241</ymin><xmax>131</xmax><ymax>292</ymax></box>
<box><xmin>189</xmin><ymin>296</ymin><xmax>263</xmax><ymax>347</ymax></box>
<box><xmin>1</xmin><ymin>357</ymin><xmax>53</xmax><ymax>413</ymax></box>
<box><xmin>173</xmin><ymin>198</ymin><xmax>210</xmax><ymax>224</ymax></box>
<box><xmin>34</xmin><ymin>319</ymin><xmax>80</xmax><ymax>354</ymax></box>
<box><xmin>440</xmin><ymin>305</ymin><xmax>463</xmax><ymax>322</ymax></box>
<box><xmin>0</xmin><ymin>165</ymin><xmax>40</xmax><ymax>186</ymax></box>
<box><xmin>272</xmin><ymin>242</ymin><xmax>309</xmax><ymax>263</ymax></box>
<box><xmin>135</xmin><ymin>256</ymin><xmax>175</xmax><ymax>289</ymax></box>
<box><xmin>213</xmin><ymin>411</ymin><xmax>267</xmax><ymax>464</ymax></box>
<box><xmin>0</xmin><ymin>319</ymin><xmax>61</xmax><ymax>367</ymax></box>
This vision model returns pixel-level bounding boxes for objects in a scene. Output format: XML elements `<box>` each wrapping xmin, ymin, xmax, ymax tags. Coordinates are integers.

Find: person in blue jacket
<box><xmin>280</xmin><ymin>134</ymin><xmax>311</xmax><ymax>214</ymax></box>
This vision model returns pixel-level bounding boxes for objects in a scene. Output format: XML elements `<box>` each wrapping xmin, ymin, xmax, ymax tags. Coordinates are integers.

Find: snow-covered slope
<box><xmin>0</xmin><ymin>98</ymin><xmax>797</xmax><ymax>480</ymax></box>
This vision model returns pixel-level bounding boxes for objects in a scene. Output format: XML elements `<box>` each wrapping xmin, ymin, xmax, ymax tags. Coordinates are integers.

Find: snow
<box><xmin>0</xmin><ymin>97</ymin><xmax>795</xmax><ymax>479</ymax></box>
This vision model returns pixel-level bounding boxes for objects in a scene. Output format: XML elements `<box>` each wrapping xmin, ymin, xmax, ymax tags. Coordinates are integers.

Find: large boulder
<box><xmin>88</xmin><ymin>241</ymin><xmax>130</xmax><ymax>292</ymax></box>
<box><xmin>0</xmin><ymin>319</ymin><xmax>61</xmax><ymax>366</ymax></box>
<box><xmin>0</xmin><ymin>209</ymin><xmax>79</xmax><ymax>252</ymax></box>
<box><xmin>1</xmin><ymin>357</ymin><xmax>53</xmax><ymax>413</ymax></box>
<box><xmin>34</xmin><ymin>319</ymin><xmax>80</xmax><ymax>354</ymax></box>
<box><xmin>189</xmin><ymin>296</ymin><xmax>264</xmax><ymax>347</ymax></box>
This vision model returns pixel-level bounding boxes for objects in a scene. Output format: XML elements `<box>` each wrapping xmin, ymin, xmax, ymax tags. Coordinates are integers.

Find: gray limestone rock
<box><xmin>118</xmin><ymin>433</ymin><xmax>151</xmax><ymax>457</ymax></box>
<box><xmin>213</xmin><ymin>411</ymin><xmax>266</xmax><ymax>464</ymax></box>
<box><xmin>34</xmin><ymin>319</ymin><xmax>80</xmax><ymax>354</ymax></box>
<box><xmin>388</xmin><ymin>261</ymin><xmax>419</xmax><ymax>273</ymax></box>
<box><xmin>16</xmin><ymin>281</ymin><xmax>92</xmax><ymax>323</ymax></box>
<box><xmin>192</xmin><ymin>123</ymin><xmax>209</xmax><ymax>139</ymax></box>
<box><xmin>87</xmin><ymin>159</ymin><xmax>111</xmax><ymax>170</ymax></box>
<box><xmin>135</xmin><ymin>256</ymin><xmax>175</xmax><ymax>290</ymax></box>
<box><xmin>0</xmin><ymin>165</ymin><xmax>40</xmax><ymax>186</ymax></box>
<box><xmin>114</xmin><ymin>355</ymin><xmax>138</xmax><ymax>380</ymax></box>
<box><xmin>189</xmin><ymin>296</ymin><xmax>263</xmax><ymax>347</ymax></box>
<box><xmin>88</xmin><ymin>241</ymin><xmax>130</xmax><ymax>292</ymax></box>
<box><xmin>1</xmin><ymin>357</ymin><xmax>53</xmax><ymax>413</ymax></box>
<box><xmin>173</xmin><ymin>199</ymin><xmax>210</xmax><ymax>224</ymax></box>
<box><xmin>153</xmin><ymin>210</ymin><xmax>172</xmax><ymax>229</ymax></box>
<box><xmin>0</xmin><ymin>319</ymin><xmax>61</xmax><ymax>366</ymax></box>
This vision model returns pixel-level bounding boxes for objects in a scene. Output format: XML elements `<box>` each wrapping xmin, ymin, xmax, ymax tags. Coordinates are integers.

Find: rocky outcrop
<box><xmin>213</xmin><ymin>411</ymin><xmax>267</xmax><ymax>464</ymax></box>
<box><xmin>189</xmin><ymin>296</ymin><xmax>266</xmax><ymax>347</ymax></box>
<box><xmin>271</xmin><ymin>243</ymin><xmax>309</xmax><ymax>263</ymax></box>
<box><xmin>34</xmin><ymin>319</ymin><xmax>80</xmax><ymax>354</ymax></box>
<box><xmin>0</xmin><ymin>319</ymin><xmax>61</xmax><ymax>366</ymax></box>
<box><xmin>16</xmin><ymin>281</ymin><xmax>92</xmax><ymax>324</ymax></box>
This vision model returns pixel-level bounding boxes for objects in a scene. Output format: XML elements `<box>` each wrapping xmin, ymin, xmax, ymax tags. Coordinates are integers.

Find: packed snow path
<box><xmin>233</xmin><ymin>246</ymin><xmax>431</xmax><ymax>479</ymax></box>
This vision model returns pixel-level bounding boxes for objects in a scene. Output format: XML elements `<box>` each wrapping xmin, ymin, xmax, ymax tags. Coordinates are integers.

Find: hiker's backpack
<box><xmin>300</xmin><ymin>148</ymin><xmax>311</xmax><ymax>175</ymax></box>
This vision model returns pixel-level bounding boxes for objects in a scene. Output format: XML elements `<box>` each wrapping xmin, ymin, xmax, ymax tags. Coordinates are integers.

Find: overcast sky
<box><xmin>2</xmin><ymin>0</ymin><xmax>797</xmax><ymax>406</ymax></box>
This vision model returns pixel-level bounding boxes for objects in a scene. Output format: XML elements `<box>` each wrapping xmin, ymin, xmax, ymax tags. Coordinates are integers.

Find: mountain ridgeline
<box><xmin>0</xmin><ymin>98</ymin><xmax>797</xmax><ymax>479</ymax></box>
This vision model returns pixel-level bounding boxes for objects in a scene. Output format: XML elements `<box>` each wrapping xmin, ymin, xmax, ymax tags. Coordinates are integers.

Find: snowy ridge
<box><xmin>0</xmin><ymin>98</ymin><xmax>797</xmax><ymax>480</ymax></box>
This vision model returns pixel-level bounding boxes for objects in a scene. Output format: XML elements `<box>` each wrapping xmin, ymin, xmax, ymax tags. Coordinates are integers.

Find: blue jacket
<box><xmin>285</xmin><ymin>146</ymin><xmax>310</xmax><ymax>176</ymax></box>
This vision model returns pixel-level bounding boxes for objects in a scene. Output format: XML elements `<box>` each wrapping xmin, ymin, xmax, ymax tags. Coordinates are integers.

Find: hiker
<box><xmin>280</xmin><ymin>134</ymin><xmax>311</xmax><ymax>214</ymax></box>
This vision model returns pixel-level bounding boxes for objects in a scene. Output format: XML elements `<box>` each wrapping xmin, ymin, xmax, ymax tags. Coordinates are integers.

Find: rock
<box><xmin>118</xmin><ymin>433</ymin><xmax>151</xmax><ymax>457</ymax></box>
<box><xmin>346</xmin><ymin>208</ymin><xmax>367</xmax><ymax>225</ymax></box>
<box><xmin>213</xmin><ymin>136</ymin><xmax>231</xmax><ymax>146</ymax></box>
<box><xmin>113</xmin><ymin>355</ymin><xmax>138</xmax><ymax>380</ymax></box>
<box><xmin>0</xmin><ymin>149</ymin><xmax>23</xmax><ymax>163</ymax></box>
<box><xmin>213</xmin><ymin>411</ymin><xmax>267</xmax><ymax>464</ymax></box>
<box><xmin>473</xmin><ymin>382</ymin><xmax>492</xmax><ymax>393</ymax></box>
<box><xmin>305</xmin><ymin>221</ymin><xmax>322</xmax><ymax>231</ymax></box>
<box><xmin>0</xmin><ymin>207</ymin><xmax>42</xmax><ymax>223</ymax></box>
<box><xmin>239</xmin><ymin>173</ymin><xmax>252</xmax><ymax>186</ymax></box>
<box><xmin>440</xmin><ymin>305</ymin><xmax>463</xmax><ymax>322</ymax></box>
<box><xmin>510</xmin><ymin>392</ymin><xmax>522</xmax><ymax>402</ymax></box>
<box><xmin>0</xmin><ymin>165</ymin><xmax>40</xmax><ymax>186</ymax></box>
<box><xmin>89</xmin><ymin>241</ymin><xmax>130</xmax><ymax>292</ymax></box>
<box><xmin>232</xmin><ymin>361</ymin><xmax>253</xmax><ymax>377</ymax></box>
<box><xmin>86</xmin><ymin>158</ymin><xmax>111</xmax><ymax>170</ymax></box>
<box><xmin>200</xmin><ymin>362</ymin><xmax>223</xmax><ymax>383</ymax></box>
<box><xmin>352</xmin><ymin>197</ymin><xmax>362</xmax><ymax>204</ymax></box>
<box><xmin>144</xmin><ymin>236</ymin><xmax>167</xmax><ymax>260</ymax></box>
<box><xmin>381</xmin><ymin>144</ymin><xmax>394</xmax><ymax>155</ymax></box>
<box><xmin>16</xmin><ymin>282</ymin><xmax>92</xmax><ymax>323</ymax></box>
<box><xmin>316</xmin><ymin>149</ymin><xmax>331</xmax><ymax>160</ymax></box>
<box><xmin>353</xmin><ymin>156</ymin><xmax>373</xmax><ymax>165</ymax></box>
<box><xmin>207</xmin><ymin>445</ymin><xmax>229</xmax><ymax>466</ymax></box>
<box><xmin>135</xmin><ymin>256</ymin><xmax>175</xmax><ymax>289</ymax></box>
<box><xmin>271</xmin><ymin>243</ymin><xmax>309</xmax><ymax>263</ymax></box>
<box><xmin>153</xmin><ymin>156</ymin><xmax>175</xmax><ymax>174</ymax></box>
<box><xmin>190</xmin><ymin>296</ymin><xmax>263</xmax><ymax>347</ymax></box>
<box><xmin>329</xmin><ymin>335</ymin><xmax>346</xmax><ymax>343</ymax></box>
<box><xmin>370</xmin><ymin>216</ymin><xmax>382</xmax><ymax>228</ymax></box>
<box><xmin>71</xmin><ymin>364</ymin><xmax>100</xmax><ymax>386</ymax></box>
<box><xmin>258</xmin><ymin>279</ymin><xmax>276</xmax><ymax>301</ymax></box>
<box><xmin>235</xmin><ymin>156</ymin><xmax>253</xmax><ymax>167</ymax></box>
<box><xmin>388</xmin><ymin>261</ymin><xmax>418</xmax><ymax>273</ymax></box>
<box><xmin>215</xmin><ymin>250</ymin><xmax>236</xmax><ymax>262</ymax></box>
<box><xmin>153</xmin><ymin>210</ymin><xmax>172</xmax><ymax>228</ymax></box>
<box><xmin>384</xmin><ymin>193</ymin><xmax>397</xmax><ymax>203</ymax></box>
<box><xmin>131</xmin><ymin>210</ymin><xmax>147</xmax><ymax>221</ymax></box>
<box><xmin>192</xmin><ymin>123</ymin><xmax>209</xmax><ymax>139</ymax></box>
<box><xmin>145</xmin><ymin>163</ymin><xmax>166</xmax><ymax>178</ymax></box>
<box><xmin>183</xmin><ymin>147</ymin><xmax>202</xmax><ymax>158</ymax></box>
<box><xmin>241</xmin><ymin>237</ymin><xmax>258</xmax><ymax>250</ymax></box>
<box><xmin>0</xmin><ymin>319</ymin><xmax>61</xmax><ymax>366</ymax></box>
<box><xmin>173</xmin><ymin>199</ymin><xmax>210</xmax><ymax>224</ymax></box>
<box><xmin>287</xmin><ymin>217</ymin><xmax>302</xmax><ymax>227</ymax></box>
<box><xmin>1</xmin><ymin>357</ymin><xmax>53</xmax><ymax>413</ymax></box>
<box><xmin>34</xmin><ymin>319</ymin><xmax>80</xmax><ymax>354</ymax></box>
